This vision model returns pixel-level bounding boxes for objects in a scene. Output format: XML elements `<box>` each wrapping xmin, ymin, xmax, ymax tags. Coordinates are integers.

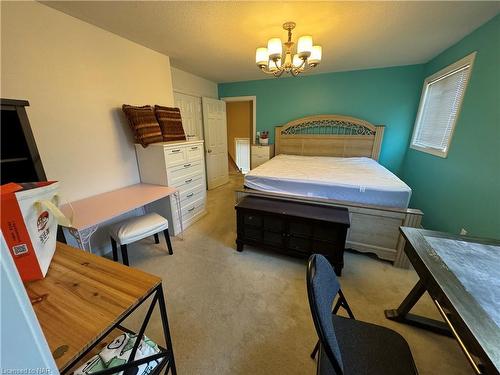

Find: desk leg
<box><xmin>157</xmin><ymin>284</ymin><xmax>177</xmax><ymax>375</ymax></box>
<box><xmin>385</xmin><ymin>279</ymin><xmax>452</xmax><ymax>336</ymax></box>
<box><xmin>173</xmin><ymin>191</ymin><xmax>183</xmax><ymax>240</ymax></box>
<box><xmin>67</xmin><ymin>226</ymin><xmax>98</xmax><ymax>252</ymax></box>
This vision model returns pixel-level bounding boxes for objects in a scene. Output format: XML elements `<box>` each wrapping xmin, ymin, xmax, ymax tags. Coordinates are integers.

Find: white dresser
<box><xmin>135</xmin><ymin>140</ymin><xmax>206</xmax><ymax>235</ymax></box>
<box><xmin>251</xmin><ymin>144</ymin><xmax>274</xmax><ymax>169</ymax></box>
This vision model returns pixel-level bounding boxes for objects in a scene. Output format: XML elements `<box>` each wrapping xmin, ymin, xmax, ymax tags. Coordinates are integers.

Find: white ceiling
<box><xmin>42</xmin><ymin>1</ymin><xmax>499</xmax><ymax>83</ymax></box>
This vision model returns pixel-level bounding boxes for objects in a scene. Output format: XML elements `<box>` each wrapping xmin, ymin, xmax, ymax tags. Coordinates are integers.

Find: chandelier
<box><xmin>255</xmin><ymin>21</ymin><xmax>322</xmax><ymax>77</ymax></box>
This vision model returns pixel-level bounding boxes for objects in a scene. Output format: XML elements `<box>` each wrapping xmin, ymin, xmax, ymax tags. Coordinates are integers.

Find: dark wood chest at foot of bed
<box><xmin>235</xmin><ymin>196</ymin><xmax>350</xmax><ymax>275</ymax></box>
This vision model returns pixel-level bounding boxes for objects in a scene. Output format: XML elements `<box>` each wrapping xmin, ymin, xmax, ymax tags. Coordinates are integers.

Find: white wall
<box><xmin>171</xmin><ymin>67</ymin><xmax>218</xmax><ymax>98</ymax></box>
<box><xmin>1</xmin><ymin>1</ymin><xmax>175</xmax><ymax>202</ymax></box>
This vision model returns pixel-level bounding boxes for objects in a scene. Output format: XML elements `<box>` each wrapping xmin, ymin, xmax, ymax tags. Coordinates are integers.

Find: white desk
<box><xmin>60</xmin><ymin>183</ymin><xmax>179</xmax><ymax>251</ymax></box>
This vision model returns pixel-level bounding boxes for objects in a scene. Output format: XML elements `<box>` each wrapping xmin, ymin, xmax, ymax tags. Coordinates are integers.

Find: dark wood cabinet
<box><xmin>235</xmin><ymin>196</ymin><xmax>350</xmax><ymax>275</ymax></box>
<box><xmin>1</xmin><ymin>98</ymin><xmax>46</xmax><ymax>184</ymax></box>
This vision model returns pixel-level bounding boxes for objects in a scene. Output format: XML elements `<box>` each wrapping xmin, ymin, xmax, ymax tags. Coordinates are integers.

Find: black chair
<box><xmin>307</xmin><ymin>254</ymin><xmax>418</xmax><ymax>375</ymax></box>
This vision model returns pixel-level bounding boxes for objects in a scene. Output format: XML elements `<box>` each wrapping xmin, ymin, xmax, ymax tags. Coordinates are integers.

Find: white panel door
<box><xmin>174</xmin><ymin>92</ymin><xmax>203</xmax><ymax>139</ymax></box>
<box><xmin>202</xmin><ymin>97</ymin><xmax>229</xmax><ymax>189</ymax></box>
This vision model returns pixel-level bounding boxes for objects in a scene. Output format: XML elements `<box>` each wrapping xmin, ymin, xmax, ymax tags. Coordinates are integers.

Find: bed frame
<box><xmin>236</xmin><ymin>114</ymin><xmax>423</xmax><ymax>268</ymax></box>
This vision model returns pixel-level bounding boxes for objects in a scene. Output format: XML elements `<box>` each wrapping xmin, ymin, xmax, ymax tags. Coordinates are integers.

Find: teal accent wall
<box><xmin>402</xmin><ymin>15</ymin><xmax>500</xmax><ymax>239</ymax></box>
<box><xmin>218</xmin><ymin>15</ymin><xmax>499</xmax><ymax>238</ymax></box>
<box><xmin>219</xmin><ymin>65</ymin><xmax>424</xmax><ymax>175</ymax></box>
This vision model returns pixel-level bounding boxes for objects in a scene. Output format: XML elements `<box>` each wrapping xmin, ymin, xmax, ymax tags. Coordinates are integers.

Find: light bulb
<box><xmin>256</xmin><ymin>47</ymin><xmax>269</xmax><ymax>66</ymax></box>
<box><xmin>309</xmin><ymin>45</ymin><xmax>322</xmax><ymax>65</ymax></box>
<box><xmin>297</xmin><ymin>36</ymin><xmax>313</xmax><ymax>58</ymax></box>
<box><xmin>267</xmin><ymin>38</ymin><xmax>283</xmax><ymax>60</ymax></box>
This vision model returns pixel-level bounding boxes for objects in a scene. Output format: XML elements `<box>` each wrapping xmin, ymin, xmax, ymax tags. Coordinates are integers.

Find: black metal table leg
<box><xmin>385</xmin><ymin>279</ymin><xmax>452</xmax><ymax>336</ymax></box>
<box><xmin>157</xmin><ymin>284</ymin><xmax>177</xmax><ymax>375</ymax></box>
<box><xmin>120</xmin><ymin>244</ymin><xmax>129</xmax><ymax>266</ymax></box>
<box><xmin>110</xmin><ymin>237</ymin><xmax>118</xmax><ymax>262</ymax></box>
<box><xmin>163</xmin><ymin>229</ymin><xmax>173</xmax><ymax>255</ymax></box>
<box><xmin>61</xmin><ymin>285</ymin><xmax>176</xmax><ymax>375</ymax></box>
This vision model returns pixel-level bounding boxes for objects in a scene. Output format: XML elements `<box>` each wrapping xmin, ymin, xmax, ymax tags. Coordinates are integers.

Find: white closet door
<box><xmin>202</xmin><ymin>97</ymin><xmax>229</xmax><ymax>189</ymax></box>
<box><xmin>174</xmin><ymin>92</ymin><xmax>203</xmax><ymax>139</ymax></box>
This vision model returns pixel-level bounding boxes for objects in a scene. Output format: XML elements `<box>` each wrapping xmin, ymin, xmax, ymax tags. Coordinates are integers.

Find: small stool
<box><xmin>109</xmin><ymin>213</ymin><xmax>173</xmax><ymax>266</ymax></box>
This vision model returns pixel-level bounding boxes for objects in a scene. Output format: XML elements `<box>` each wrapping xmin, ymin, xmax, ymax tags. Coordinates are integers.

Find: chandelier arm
<box><xmin>303</xmin><ymin>62</ymin><xmax>319</xmax><ymax>72</ymax></box>
<box><xmin>272</xmin><ymin>58</ymin><xmax>281</xmax><ymax>70</ymax></box>
<box><xmin>297</xmin><ymin>58</ymin><xmax>307</xmax><ymax>71</ymax></box>
<box><xmin>259</xmin><ymin>66</ymin><xmax>277</xmax><ymax>75</ymax></box>
<box><xmin>274</xmin><ymin>69</ymin><xmax>285</xmax><ymax>78</ymax></box>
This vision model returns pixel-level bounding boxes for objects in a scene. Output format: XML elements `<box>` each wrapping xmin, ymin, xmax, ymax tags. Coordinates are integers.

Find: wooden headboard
<box><xmin>274</xmin><ymin>115</ymin><xmax>385</xmax><ymax>160</ymax></box>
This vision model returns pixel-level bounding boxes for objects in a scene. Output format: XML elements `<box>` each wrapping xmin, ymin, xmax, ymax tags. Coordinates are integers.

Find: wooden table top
<box><xmin>60</xmin><ymin>183</ymin><xmax>177</xmax><ymax>231</ymax></box>
<box><xmin>25</xmin><ymin>242</ymin><xmax>161</xmax><ymax>371</ymax></box>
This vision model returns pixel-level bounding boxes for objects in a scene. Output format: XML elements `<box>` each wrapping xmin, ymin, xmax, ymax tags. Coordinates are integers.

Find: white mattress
<box><xmin>244</xmin><ymin>154</ymin><xmax>412</xmax><ymax>208</ymax></box>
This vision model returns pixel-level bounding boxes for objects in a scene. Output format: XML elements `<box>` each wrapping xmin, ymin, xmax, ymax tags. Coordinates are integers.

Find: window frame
<box><xmin>410</xmin><ymin>52</ymin><xmax>476</xmax><ymax>158</ymax></box>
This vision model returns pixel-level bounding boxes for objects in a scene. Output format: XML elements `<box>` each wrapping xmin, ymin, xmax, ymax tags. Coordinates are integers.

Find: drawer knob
<box><xmin>207</xmin><ymin>149</ymin><xmax>212</xmax><ymax>153</ymax></box>
<box><xmin>187</xmin><ymin>192</ymin><xmax>194</xmax><ymax>198</ymax></box>
<box><xmin>191</xmin><ymin>147</ymin><xmax>198</xmax><ymax>150</ymax></box>
<box><xmin>185</xmin><ymin>178</ymin><xmax>193</xmax><ymax>183</ymax></box>
<box><xmin>171</xmin><ymin>149</ymin><xmax>181</xmax><ymax>153</ymax></box>
<box><xmin>184</xmin><ymin>163</ymin><xmax>191</xmax><ymax>168</ymax></box>
<box><xmin>188</xmin><ymin>207</ymin><xmax>195</xmax><ymax>212</ymax></box>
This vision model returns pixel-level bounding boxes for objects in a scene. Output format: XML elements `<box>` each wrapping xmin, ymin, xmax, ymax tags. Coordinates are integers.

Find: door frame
<box><xmin>220</xmin><ymin>96</ymin><xmax>256</xmax><ymax>145</ymax></box>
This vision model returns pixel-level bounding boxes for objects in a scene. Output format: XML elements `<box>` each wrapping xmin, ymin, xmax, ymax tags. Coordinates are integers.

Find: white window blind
<box><xmin>411</xmin><ymin>52</ymin><xmax>475</xmax><ymax>157</ymax></box>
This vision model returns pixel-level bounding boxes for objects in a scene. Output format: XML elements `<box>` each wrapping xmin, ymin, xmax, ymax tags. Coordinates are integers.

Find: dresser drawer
<box><xmin>252</xmin><ymin>146</ymin><xmax>271</xmax><ymax>157</ymax></box>
<box><xmin>172</xmin><ymin>171</ymin><xmax>203</xmax><ymax>188</ymax></box>
<box><xmin>180</xmin><ymin>183</ymin><xmax>205</xmax><ymax>203</ymax></box>
<box><xmin>169</xmin><ymin>161</ymin><xmax>203</xmax><ymax>184</ymax></box>
<box><xmin>183</xmin><ymin>198</ymin><xmax>205</xmax><ymax>218</ymax></box>
<box><xmin>253</xmin><ymin>154</ymin><xmax>268</xmax><ymax>161</ymax></box>
<box><xmin>172</xmin><ymin>196</ymin><xmax>205</xmax><ymax>222</ymax></box>
<box><xmin>171</xmin><ymin>175</ymin><xmax>203</xmax><ymax>190</ymax></box>
<box><xmin>186</xmin><ymin>144</ymin><xmax>203</xmax><ymax>161</ymax></box>
<box><xmin>165</xmin><ymin>147</ymin><xmax>186</xmax><ymax>167</ymax></box>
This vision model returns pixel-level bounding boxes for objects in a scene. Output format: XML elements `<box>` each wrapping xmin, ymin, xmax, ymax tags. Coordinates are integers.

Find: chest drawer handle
<box><xmin>184</xmin><ymin>163</ymin><xmax>191</xmax><ymax>168</ymax></box>
<box><xmin>186</xmin><ymin>192</ymin><xmax>194</xmax><ymax>198</ymax></box>
<box><xmin>188</xmin><ymin>207</ymin><xmax>195</xmax><ymax>212</ymax></box>
<box><xmin>191</xmin><ymin>147</ymin><xmax>198</xmax><ymax>150</ymax></box>
<box><xmin>171</xmin><ymin>149</ymin><xmax>181</xmax><ymax>153</ymax></box>
<box><xmin>185</xmin><ymin>178</ymin><xmax>193</xmax><ymax>184</ymax></box>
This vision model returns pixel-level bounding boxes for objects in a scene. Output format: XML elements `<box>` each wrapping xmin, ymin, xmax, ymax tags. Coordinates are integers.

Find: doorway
<box><xmin>223</xmin><ymin>97</ymin><xmax>256</xmax><ymax>174</ymax></box>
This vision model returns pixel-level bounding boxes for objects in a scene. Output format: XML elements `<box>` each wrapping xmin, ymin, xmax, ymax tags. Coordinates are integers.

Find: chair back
<box><xmin>307</xmin><ymin>254</ymin><xmax>344</xmax><ymax>374</ymax></box>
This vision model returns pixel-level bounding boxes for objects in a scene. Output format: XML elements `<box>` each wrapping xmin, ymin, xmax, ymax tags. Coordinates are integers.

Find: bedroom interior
<box><xmin>1</xmin><ymin>1</ymin><xmax>499</xmax><ymax>375</ymax></box>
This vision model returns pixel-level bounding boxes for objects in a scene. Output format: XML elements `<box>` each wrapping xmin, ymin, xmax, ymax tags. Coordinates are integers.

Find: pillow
<box><xmin>154</xmin><ymin>105</ymin><xmax>186</xmax><ymax>142</ymax></box>
<box><xmin>122</xmin><ymin>104</ymin><xmax>163</xmax><ymax>147</ymax></box>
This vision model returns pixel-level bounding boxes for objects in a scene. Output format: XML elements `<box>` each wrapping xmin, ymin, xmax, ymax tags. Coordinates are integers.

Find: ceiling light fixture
<box><xmin>256</xmin><ymin>21</ymin><xmax>322</xmax><ymax>77</ymax></box>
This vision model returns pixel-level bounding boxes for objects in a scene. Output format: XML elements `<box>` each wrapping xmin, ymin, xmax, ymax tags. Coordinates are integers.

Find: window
<box><xmin>410</xmin><ymin>52</ymin><xmax>476</xmax><ymax>157</ymax></box>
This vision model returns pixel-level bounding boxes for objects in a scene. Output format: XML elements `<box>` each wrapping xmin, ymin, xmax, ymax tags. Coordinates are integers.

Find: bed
<box><xmin>235</xmin><ymin>115</ymin><xmax>423</xmax><ymax>268</ymax></box>
<box><xmin>245</xmin><ymin>154</ymin><xmax>412</xmax><ymax>209</ymax></box>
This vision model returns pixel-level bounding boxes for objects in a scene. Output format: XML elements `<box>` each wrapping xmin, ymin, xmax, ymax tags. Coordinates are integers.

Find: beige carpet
<box><xmin>119</xmin><ymin>175</ymin><xmax>472</xmax><ymax>375</ymax></box>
